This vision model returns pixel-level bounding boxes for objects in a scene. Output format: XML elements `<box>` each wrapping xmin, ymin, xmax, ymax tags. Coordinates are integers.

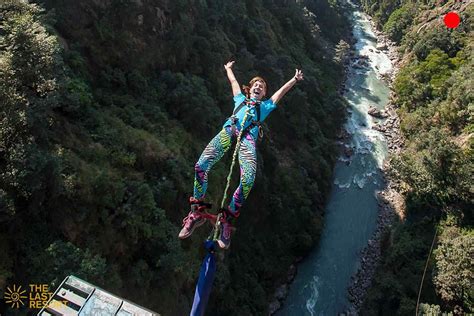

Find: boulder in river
<box><xmin>376</xmin><ymin>42</ymin><xmax>387</xmax><ymax>50</ymax></box>
<box><xmin>372</xmin><ymin>124</ymin><xmax>384</xmax><ymax>132</ymax></box>
<box><xmin>368</xmin><ymin>106</ymin><xmax>388</xmax><ymax>118</ymax></box>
<box><xmin>344</xmin><ymin>146</ymin><xmax>354</xmax><ymax>158</ymax></box>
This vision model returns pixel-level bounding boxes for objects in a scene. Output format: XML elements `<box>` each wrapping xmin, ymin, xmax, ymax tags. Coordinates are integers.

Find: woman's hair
<box><xmin>242</xmin><ymin>76</ymin><xmax>267</xmax><ymax>98</ymax></box>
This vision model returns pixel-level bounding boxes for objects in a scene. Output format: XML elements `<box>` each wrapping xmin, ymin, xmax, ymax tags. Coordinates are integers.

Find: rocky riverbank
<box><xmin>268</xmin><ymin>262</ymin><xmax>298</xmax><ymax>315</ymax></box>
<box><xmin>345</xmin><ymin>14</ymin><xmax>406</xmax><ymax>314</ymax></box>
<box><xmin>268</xmin><ymin>6</ymin><xmax>407</xmax><ymax>315</ymax></box>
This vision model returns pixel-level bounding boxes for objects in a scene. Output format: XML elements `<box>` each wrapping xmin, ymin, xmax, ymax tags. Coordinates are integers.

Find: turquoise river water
<box><xmin>277</xmin><ymin>5</ymin><xmax>393</xmax><ymax>315</ymax></box>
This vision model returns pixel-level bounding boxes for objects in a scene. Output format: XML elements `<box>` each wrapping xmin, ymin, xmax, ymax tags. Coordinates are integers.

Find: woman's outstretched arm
<box><xmin>224</xmin><ymin>61</ymin><xmax>241</xmax><ymax>97</ymax></box>
<box><xmin>270</xmin><ymin>69</ymin><xmax>304</xmax><ymax>105</ymax></box>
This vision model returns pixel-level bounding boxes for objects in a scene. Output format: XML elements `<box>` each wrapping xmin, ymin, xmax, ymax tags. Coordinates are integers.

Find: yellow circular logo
<box><xmin>4</xmin><ymin>285</ymin><xmax>27</xmax><ymax>309</ymax></box>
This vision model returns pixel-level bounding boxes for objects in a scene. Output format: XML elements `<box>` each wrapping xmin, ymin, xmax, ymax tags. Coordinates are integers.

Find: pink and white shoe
<box><xmin>178</xmin><ymin>210</ymin><xmax>206</xmax><ymax>239</ymax></box>
<box><xmin>178</xmin><ymin>197</ymin><xmax>208</xmax><ymax>239</ymax></box>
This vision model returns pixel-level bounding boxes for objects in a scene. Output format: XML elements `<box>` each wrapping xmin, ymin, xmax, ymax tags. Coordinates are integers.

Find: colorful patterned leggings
<box><xmin>193</xmin><ymin>126</ymin><xmax>257</xmax><ymax>217</ymax></box>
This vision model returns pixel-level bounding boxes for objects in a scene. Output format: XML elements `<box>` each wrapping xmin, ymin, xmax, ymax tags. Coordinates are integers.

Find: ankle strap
<box><xmin>218</xmin><ymin>207</ymin><xmax>235</xmax><ymax>223</ymax></box>
<box><xmin>190</xmin><ymin>198</ymin><xmax>212</xmax><ymax>209</ymax></box>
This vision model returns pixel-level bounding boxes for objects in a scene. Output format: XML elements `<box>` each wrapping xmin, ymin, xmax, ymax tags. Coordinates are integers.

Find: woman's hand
<box><xmin>224</xmin><ymin>61</ymin><xmax>235</xmax><ymax>70</ymax></box>
<box><xmin>294</xmin><ymin>69</ymin><xmax>304</xmax><ymax>81</ymax></box>
<box><xmin>270</xmin><ymin>69</ymin><xmax>304</xmax><ymax>104</ymax></box>
<box><xmin>224</xmin><ymin>61</ymin><xmax>241</xmax><ymax>96</ymax></box>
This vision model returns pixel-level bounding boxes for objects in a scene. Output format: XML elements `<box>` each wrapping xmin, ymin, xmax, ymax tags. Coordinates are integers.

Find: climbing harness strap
<box><xmin>229</xmin><ymin>98</ymin><xmax>263</xmax><ymax>140</ymax></box>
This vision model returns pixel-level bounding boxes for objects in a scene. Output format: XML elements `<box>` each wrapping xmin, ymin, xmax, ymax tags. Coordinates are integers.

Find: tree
<box><xmin>334</xmin><ymin>39</ymin><xmax>350</xmax><ymax>63</ymax></box>
<box><xmin>390</xmin><ymin>129</ymin><xmax>470</xmax><ymax>209</ymax></box>
<box><xmin>383</xmin><ymin>4</ymin><xmax>415</xmax><ymax>43</ymax></box>
<box><xmin>0</xmin><ymin>0</ymin><xmax>61</xmax><ymax>202</ymax></box>
<box><xmin>434</xmin><ymin>227</ymin><xmax>474</xmax><ymax>311</ymax></box>
<box><xmin>30</xmin><ymin>240</ymin><xmax>108</xmax><ymax>288</ymax></box>
<box><xmin>418</xmin><ymin>303</ymin><xmax>441</xmax><ymax>315</ymax></box>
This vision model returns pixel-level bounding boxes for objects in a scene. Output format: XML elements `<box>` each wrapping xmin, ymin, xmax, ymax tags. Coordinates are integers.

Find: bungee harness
<box><xmin>229</xmin><ymin>98</ymin><xmax>264</xmax><ymax>140</ymax></box>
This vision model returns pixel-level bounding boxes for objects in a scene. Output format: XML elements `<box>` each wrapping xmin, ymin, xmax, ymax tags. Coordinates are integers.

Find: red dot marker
<box><xmin>444</xmin><ymin>12</ymin><xmax>460</xmax><ymax>29</ymax></box>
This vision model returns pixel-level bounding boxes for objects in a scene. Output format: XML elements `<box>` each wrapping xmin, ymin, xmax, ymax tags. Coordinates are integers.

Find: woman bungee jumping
<box><xmin>179</xmin><ymin>60</ymin><xmax>304</xmax><ymax>249</ymax></box>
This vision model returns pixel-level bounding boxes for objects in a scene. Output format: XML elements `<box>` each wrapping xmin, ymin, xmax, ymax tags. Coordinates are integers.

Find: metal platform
<box><xmin>38</xmin><ymin>276</ymin><xmax>159</xmax><ymax>316</ymax></box>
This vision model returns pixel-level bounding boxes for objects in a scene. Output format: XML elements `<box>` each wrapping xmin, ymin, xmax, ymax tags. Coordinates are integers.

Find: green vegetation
<box><xmin>359</xmin><ymin>0</ymin><xmax>411</xmax><ymax>30</ymax></box>
<box><xmin>382</xmin><ymin>4</ymin><xmax>416</xmax><ymax>43</ymax></box>
<box><xmin>434</xmin><ymin>223</ymin><xmax>473</xmax><ymax>308</ymax></box>
<box><xmin>360</xmin><ymin>1</ymin><xmax>473</xmax><ymax>315</ymax></box>
<box><xmin>0</xmin><ymin>0</ymin><xmax>350</xmax><ymax>314</ymax></box>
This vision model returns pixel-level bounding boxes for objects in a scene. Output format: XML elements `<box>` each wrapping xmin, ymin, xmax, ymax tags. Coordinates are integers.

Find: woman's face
<box><xmin>250</xmin><ymin>80</ymin><xmax>266</xmax><ymax>100</ymax></box>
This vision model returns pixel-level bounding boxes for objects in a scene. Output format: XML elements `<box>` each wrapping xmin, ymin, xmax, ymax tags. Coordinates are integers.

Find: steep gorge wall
<box><xmin>357</xmin><ymin>1</ymin><xmax>473</xmax><ymax>314</ymax></box>
<box><xmin>0</xmin><ymin>1</ymin><xmax>351</xmax><ymax>315</ymax></box>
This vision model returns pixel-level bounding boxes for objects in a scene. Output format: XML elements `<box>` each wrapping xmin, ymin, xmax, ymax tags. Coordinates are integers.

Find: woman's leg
<box><xmin>193</xmin><ymin>127</ymin><xmax>233</xmax><ymax>199</ymax></box>
<box><xmin>228</xmin><ymin>133</ymin><xmax>257</xmax><ymax>217</ymax></box>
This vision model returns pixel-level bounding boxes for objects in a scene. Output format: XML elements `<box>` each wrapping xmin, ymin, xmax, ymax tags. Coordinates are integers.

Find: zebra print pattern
<box><xmin>229</xmin><ymin>132</ymin><xmax>257</xmax><ymax>217</ymax></box>
<box><xmin>193</xmin><ymin>127</ymin><xmax>257</xmax><ymax>217</ymax></box>
<box><xmin>194</xmin><ymin>127</ymin><xmax>232</xmax><ymax>199</ymax></box>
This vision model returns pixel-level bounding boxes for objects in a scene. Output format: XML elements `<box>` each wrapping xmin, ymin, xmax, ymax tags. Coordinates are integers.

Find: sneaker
<box><xmin>217</xmin><ymin>219</ymin><xmax>235</xmax><ymax>249</ymax></box>
<box><xmin>178</xmin><ymin>210</ymin><xmax>206</xmax><ymax>239</ymax></box>
<box><xmin>178</xmin><ymin>197</ymin><xmax>207</xmax><ymax>239</ymax></box>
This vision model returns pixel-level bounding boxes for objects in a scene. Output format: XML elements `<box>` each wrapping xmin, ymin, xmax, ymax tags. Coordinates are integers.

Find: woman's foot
<box><xmin>217</xmin><ymin>219</ymin><xmax>235</xmax><ymax>249</ymax></box>
<box><xmin>178</xmin><ymin>197</ymin><xmax>207</xmax><ymax>239</ymax></box>
<box><xmin>178</xmin><ymin>211</ymin><xmax>206</xmax><ymax>239</ymax></box>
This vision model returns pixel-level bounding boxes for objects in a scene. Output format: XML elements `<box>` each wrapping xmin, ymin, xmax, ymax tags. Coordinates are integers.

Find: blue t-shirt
<box><xmin>223</xmin><ymin>93</ymin><xmax>277</xmax><ymax>139</ymax></box>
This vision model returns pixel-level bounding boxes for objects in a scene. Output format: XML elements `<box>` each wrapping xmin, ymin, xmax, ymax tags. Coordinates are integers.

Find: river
<box><xmin>277</xmin><ymin>4</ymin><xmax>393</xmax><ymax>316</ymax></box>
